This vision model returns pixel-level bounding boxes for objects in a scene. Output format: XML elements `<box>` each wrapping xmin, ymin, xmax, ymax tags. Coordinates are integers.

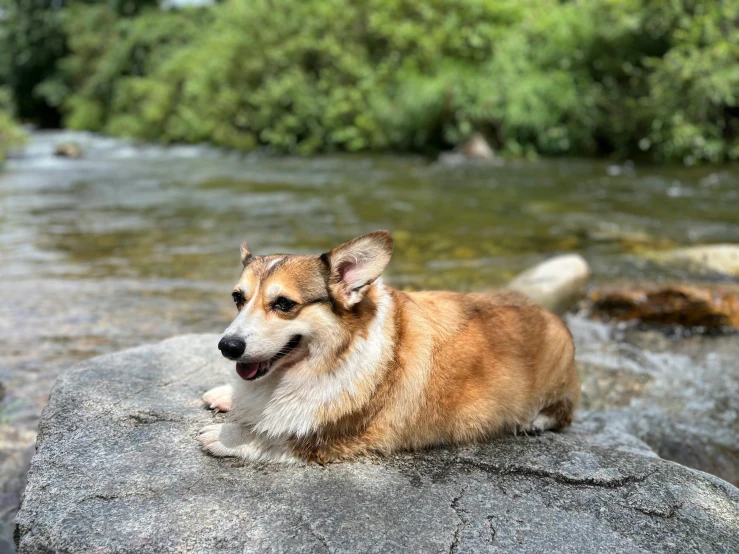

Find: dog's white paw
<box><xmin>202</xmin><ymin>384</ymin><xmax>233</xmax><ymax>412</ymax></box>
<box><xmin>196</xmin><ymin>423</ymin><xmax>244</xmax><ymax>457</ymax></box>
<box><xmin>524</xmin><ymin>414</ymin><xmax>557</xmax><ymax>433</ymax></box>
<box><xmin>196</xmin><ymin>423</ymin><xmax>300</xmax><ymax>463</ymax></box>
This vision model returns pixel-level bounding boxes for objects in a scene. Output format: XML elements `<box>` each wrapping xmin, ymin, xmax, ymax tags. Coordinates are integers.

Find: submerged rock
<box><xmin>590</xmin><ymin>284</ymin><xmax>739</xmax><ymax>329</ymax></box>
<box><xmin>508</xmin><ymin>254</ymin><xmax>590</xmax><ymax>314</ymax></box>
<box><xmin>456</xmin><ymin>132</ymin><xmax>495</xmax><ymax>160</ymax></box>
<box><xmin>15</xmin><ymin>335</ymin><xmax>739</xmax><ymax>553</ymax></box>
<box><xmin>53</xmin><ymin>143</ymin><xmax>83</xmax><ymax>159</ymax></box>
<box><xmin>649</xmin><ymin>244</ymin><xmax>739</xmax><ymax>278</ymax></box>
<box><xmin>438</xmin><ymin>132</ymin><xmax>496</xmax><ymax>164</ymax></box>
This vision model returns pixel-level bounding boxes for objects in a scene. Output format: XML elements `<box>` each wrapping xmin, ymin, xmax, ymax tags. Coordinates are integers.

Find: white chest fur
<box><xmin>229</xmin><ymin>282</ymin><xmax>393</xmax><ymax>439</ymax></box>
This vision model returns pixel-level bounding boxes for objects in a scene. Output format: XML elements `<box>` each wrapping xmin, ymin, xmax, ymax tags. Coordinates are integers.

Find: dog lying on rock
<box><xmin>197</xmin><ymin>231</ymin><xmax>580</xmax><ymax>463</ymax></box>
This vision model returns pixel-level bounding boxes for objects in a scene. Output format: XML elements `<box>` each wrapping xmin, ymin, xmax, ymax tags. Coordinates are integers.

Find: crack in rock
<box><xmin>307</xmin><ymin>523</ymin><xmax>331</xmax><ymax>554</ymax></box>
<box><xmin>448</xmin><ymin>489</ymin><xmax>468</xmax><ymax>554</ymax></box>
<box><xmin>456</xmin><ymin>458</ymin><xmax>655</xmax><ymax>489</ymax></box>
<box><xmin>75</xmin><ymin>489</ymin><xmax>154</xmax><ymax>505</ymax></box>
<box><xmin>487</xmin><ymin>515</ymin><xmax>497</xmax><ymax>544</ymax></box>
<box><xmin>125</xmin><ymin>410</ymin><xmax>185</xmax><ymax>425</ymax></box>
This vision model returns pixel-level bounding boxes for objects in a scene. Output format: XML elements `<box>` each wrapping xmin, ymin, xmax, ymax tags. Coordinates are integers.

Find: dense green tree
<box><xmin>2</xmin><ymin>0</ymin><xmax>737</xmax><ymax>163</ymax></box>
<box><xmin>0</xmin><ymin>0</ymin><xmax>158</xmax><ymax>125</ymax></box>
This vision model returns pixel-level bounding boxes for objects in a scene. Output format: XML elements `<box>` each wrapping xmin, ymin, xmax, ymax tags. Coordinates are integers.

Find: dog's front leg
<box><xmin>196</xmin><ymin>423</ymin><xmax>300</xmax><ymax>464</ymax></box>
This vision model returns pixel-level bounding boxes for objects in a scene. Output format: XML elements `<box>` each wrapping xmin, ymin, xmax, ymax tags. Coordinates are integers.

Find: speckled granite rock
<box><xmin>15</xmin><ymin>335</ymin><xmax>739</xmax><ymax>553</ymax></box>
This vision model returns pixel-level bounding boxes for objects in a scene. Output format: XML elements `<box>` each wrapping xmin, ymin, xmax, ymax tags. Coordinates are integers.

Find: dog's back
<box><xmin>365</xmin><ymin>288</ymin><xmax>579</xmax><ymax>452</ymax></box>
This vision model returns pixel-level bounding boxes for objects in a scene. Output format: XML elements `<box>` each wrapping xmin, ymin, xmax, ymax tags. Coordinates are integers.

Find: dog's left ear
<box><xmin>323</xmin><ymin>231</ymin><xmax>393</xmax><ymax>309</ymax></box>
<box><xmin>240</xmin><ymin>241</ymin><xmax>253</xmax><ymax>266</ymax></box>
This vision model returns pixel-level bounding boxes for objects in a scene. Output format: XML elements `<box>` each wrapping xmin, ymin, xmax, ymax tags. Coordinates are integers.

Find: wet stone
<box><xmin>649</xmin><ymin>244</ymin><xmax>739</xmax><ymax>278</ymax></box>
<box><xmin>53</xmin><ymin>143</ymin><xmax>83</xmax><ymax>159</ymax></box>
<box><xmin>589</xmin><ymin>284</ymin><xmax>739</xmax><ymax>329</ymax></box>
<box><xmin>508</xmin><ymin>254</ymin><xmax>590</xmax><ymax>314</ymax></box>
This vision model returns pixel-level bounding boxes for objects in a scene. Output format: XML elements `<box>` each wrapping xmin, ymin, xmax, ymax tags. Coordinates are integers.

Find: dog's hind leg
<box><xmin>524</xmin><ymin>413</ymin><xmax>559</xmax><ymax>433</ymax></box>
<box><xmin>525</xmin><ymin>393</ymin><xmax>577</xmax><ymax>433</ymax></box>
<box><xmin>202</xmin><ymin>384</ymin><xmax>233</xmax><ymax>412</ymax></box>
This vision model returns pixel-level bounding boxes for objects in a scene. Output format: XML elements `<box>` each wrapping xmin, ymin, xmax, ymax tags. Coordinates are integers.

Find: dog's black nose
<box><xmin>218</xmin><ymin>336</ymin><xmax>246</xmax><ymax>359</ymax></box>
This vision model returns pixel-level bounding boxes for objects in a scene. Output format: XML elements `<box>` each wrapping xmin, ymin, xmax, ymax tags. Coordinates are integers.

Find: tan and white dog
<box><xmin>197</xmin><ymin>231</ymin><xmax>580</xmax><ymax>464</ymax></box>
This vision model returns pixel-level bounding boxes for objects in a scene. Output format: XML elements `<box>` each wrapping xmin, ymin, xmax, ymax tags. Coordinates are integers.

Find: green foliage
<box><xmin>639</xmin><ymin>1</ymin><xmax>739</xmax><ymax>163</ymax></box>
<box><xmin>0</xmin><ymin>86</ymin><xmax>26</xmax><ymax>164</ymax></box>
<box><xmin>58</xmin><ymin>4</ymin><xmax>207</xmax><ymax>134</ymax></box>
<box><xmin>3</xmin><ymin>0</ymin><xmax>739</xmax><ymax>162</ymax></box>
<box><xmin>0</xmin><ymin>0</ymin><xmax>159</xmax><ymax>125</ymax></box>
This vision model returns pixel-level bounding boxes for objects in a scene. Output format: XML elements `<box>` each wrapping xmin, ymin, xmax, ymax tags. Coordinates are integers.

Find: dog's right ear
<box><xmin>322</xmin><ymin>231</ymin><xmax>393</xmax><ymax>309</ymax></box>
<box><xmin>240</xmin><ymin>241</ymin><xmax>253</xmax><ymax>266</ymax></box>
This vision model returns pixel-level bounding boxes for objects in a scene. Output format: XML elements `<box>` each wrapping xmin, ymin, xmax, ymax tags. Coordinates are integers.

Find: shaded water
<box><xmin>1</xmin><ymin>131</ymin><xmax>738</xmax><ymax>548</ymax></box>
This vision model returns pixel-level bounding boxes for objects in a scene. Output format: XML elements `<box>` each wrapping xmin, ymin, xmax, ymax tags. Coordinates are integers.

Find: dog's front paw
<box><xmin>196</xmin><ymin>423</ymin><xmax>245</xmax><ymax>458</ymax></box>
<box><xmin>202</xmin><ymin>384</ymin><xmax>233</xmax><ymax>412</ymax></box>
<box><xmin>196</xmin><ymin>423</ymin><xmax>300</xmax><ymax>463</ymax></box>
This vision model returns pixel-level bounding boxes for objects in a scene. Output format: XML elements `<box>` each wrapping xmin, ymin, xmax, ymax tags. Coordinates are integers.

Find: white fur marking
<box><xmin>529</xmin><ymin>414</ymin><xmax>557</xmax><ymax>432</ymax></box>
<box><xmin>266</xmin><ymin>257</ymin><xmax>283</xmax><ymax>270</ymax></box>
<box><xmin>228</xmin><ymin>280</ymin><xmax>392</xmax><ymax>439</ymax></box>
<box><xmin>265</xmin><ymin>282</ymin><xmax>282</xmax><ymax>299</ymax></box>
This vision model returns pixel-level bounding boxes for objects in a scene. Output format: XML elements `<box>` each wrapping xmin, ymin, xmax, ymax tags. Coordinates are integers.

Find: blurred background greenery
<box><xmin>1</xmin><ymin>0</ymin><xmax>738</xmax><ymax>164</ymax></box>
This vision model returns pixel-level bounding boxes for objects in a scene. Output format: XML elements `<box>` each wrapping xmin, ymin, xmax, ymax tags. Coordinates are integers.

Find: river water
<box><xmin>1</xmin><ymin>131</ymin><xmax>738</xmax><ymax>550</ymax></box>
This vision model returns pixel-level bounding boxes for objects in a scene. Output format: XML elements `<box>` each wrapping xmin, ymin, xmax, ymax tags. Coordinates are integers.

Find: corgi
<box><xmin>197</xmin><ymin>231</ymin><xmax>580</xmax><ymax>464</ymax></box>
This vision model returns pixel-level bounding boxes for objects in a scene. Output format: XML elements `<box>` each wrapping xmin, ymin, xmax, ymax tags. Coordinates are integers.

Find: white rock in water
<box><xmin>458</xmin><ymin>132</ymin><xmax>495</xmax><ymax>160</ymax></box>
<box><xmin>651</xmin><ymin>244</ymin><xmax>739</xmax><ymax>277</ymax></box>
<box><xmin>508</xmin><ymin>254</ymin><xmax>590</xmax><ymax>314</ymax></box>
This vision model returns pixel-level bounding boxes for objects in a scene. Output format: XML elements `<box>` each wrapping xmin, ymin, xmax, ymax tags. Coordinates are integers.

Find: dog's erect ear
<box><xmin>323</xmin><ymin>231</ymin><xmax>393</xmax><ymax>309</ymax></box>
<box><xmin>240</xmin><ymin>241</ymin><xmax>253</xmax><ymax>266</ymax></box>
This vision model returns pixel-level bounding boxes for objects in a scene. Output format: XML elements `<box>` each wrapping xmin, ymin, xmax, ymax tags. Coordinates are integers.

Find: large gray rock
<box><xmin>508</xmin><ymin>254</ymin><xmax>590</xmax><ymax>314</ymax></box>
<box><xmin>16</xmin><ymin>335</ymin><xmax>739</xmax><ymax>553</ymax></box>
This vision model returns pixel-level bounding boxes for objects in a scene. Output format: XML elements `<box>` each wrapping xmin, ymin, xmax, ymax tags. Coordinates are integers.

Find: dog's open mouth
<box><xmin>235</xmin><ymin>335</ymin><xmax>302</xmax><ymax>381</ymax></box>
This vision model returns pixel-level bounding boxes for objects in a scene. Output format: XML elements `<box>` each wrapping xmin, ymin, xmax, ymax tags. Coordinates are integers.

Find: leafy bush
<box><xmin>0</xmin><ymin>86</ymin><xmax>25</xmax><ymax>164</ymax></box>
<box><xmin>0</xmin><ymin>0</ymin><xmax>159</xmax><ymax>126</ymax></box>
<box><xmin>4</xmin><ymin>0</ymin><xmax>739</xmax><ymax>162</ymax></box>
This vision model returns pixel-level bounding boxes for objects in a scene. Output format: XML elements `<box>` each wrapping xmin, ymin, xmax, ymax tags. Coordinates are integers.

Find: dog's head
<box><xmin>218</xmin><ymin>231</ymin><xmax>393</xmax><ymax>380</ymax></box>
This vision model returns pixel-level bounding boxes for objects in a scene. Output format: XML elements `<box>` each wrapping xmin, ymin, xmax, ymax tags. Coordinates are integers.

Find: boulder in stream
<box><xmin>439</xmin><ymin>132</ymin><xmax>496</xmax><ymax>164</ymax></box>
<box><xmin>589</xmin><ymin>284</ymin><xmax>739</xmax><ymax>329</ymax></box>
<box><xmin>53</xmin><ymin>143</ymin><xmax>83</xmax><ymax>159</ymax></box>
<box><xmin>507</xmin><ymin>254</ymin><xmax>590</xmax><ymax>314</ymax></box>
<box><xmin>648</xmin><ymin>244</ymin><xmax>739</xmax><ymax>278</ymax></box>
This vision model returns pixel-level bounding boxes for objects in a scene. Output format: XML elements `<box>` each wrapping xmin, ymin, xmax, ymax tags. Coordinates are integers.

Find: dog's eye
<box><xmin>272</xmin><ymin>296</ymin><xmax>297</xmax><ymax>312</ymax></box>
<box><xmin>232</xmin><ymin>291</ymin><xmax>245</xmax><ymax>306</ymax></box>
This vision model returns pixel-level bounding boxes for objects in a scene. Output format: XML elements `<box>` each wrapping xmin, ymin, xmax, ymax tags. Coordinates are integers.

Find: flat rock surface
<box><xmin>16</xmin><ymin>335</ymin><xmax>739</xmax><ymax>553</ymax></box>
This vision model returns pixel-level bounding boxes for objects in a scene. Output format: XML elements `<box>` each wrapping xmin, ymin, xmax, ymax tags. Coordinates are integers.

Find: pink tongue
<box><xmin>236</xmin><ymin>362</ymin><xmax>260</xmax><ymax>380</ymax></box>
